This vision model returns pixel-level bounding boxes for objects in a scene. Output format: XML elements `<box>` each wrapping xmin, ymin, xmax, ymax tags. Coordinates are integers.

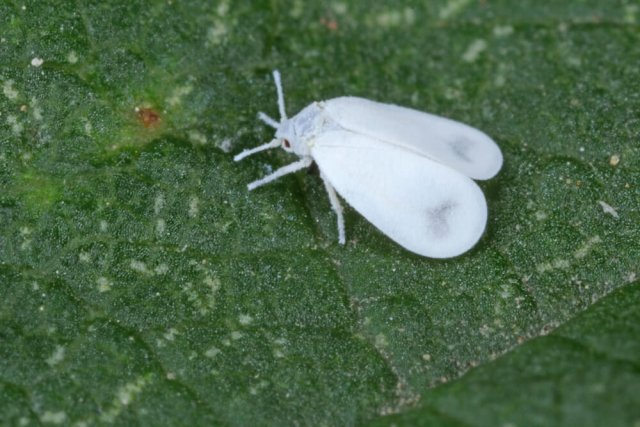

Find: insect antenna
<box><xmin>273</xmin><ymin>69</ymin><xmax>287</xmax><ymax>121</ymax></box>
<box><xmin>233</xmin><ymin>70</ymin><xmax>287</xmax><ymax>162</ymax></box>
<box><xmin>257</xmin><ymin>111</ymin><xmax>280</xmax><ymax>129</ymax></box>
<box><xmin>233</xmin><ymin>139</ymin><xmax>280</xmax><ymax>161</ymax></box>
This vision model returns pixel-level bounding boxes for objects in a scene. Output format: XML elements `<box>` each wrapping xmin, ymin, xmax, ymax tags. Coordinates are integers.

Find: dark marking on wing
<box><xmin>450</xmin><ymin>138</ymin><xmax>472</xmax><ymax>162</ymax></box>
<box><xmin>426</xmin><ymin>200</ymin><xmax>457</xmax><ymax>239</ymax></box>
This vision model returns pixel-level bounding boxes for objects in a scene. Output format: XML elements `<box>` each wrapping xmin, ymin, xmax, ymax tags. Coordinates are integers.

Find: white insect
<box><xmin>234</xmin><ymin>70</ymin><xmax>503</xmax><ymax>258</ymax></box>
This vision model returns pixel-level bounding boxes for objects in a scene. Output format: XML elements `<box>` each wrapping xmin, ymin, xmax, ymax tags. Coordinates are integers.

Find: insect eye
<box><xmin>283</xmin><ymin>139</ymin><xmax>291</xmax><ymax>149</ymax></box>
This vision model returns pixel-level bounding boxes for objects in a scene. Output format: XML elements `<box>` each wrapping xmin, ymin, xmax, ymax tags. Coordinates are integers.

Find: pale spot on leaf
<box><xmin>41</xmin><ymin>411</ymin><xmax>67</xmax><ymax>424</ymax></box>
<box><xmin>239</xmin><ymin>314</ymin><xmax>253</xmax><ymax>325</ymax></box>
<box><xmin>46</xmin><ymin>345</ymin><xmax>66</xmax><ymax>366</ymax></box>
<box><xmin>67</xmin><ymin>51</ymin><xmax>78</xmax><ymax>64</ymax></box>
<box><xmin>3</xmin><ymin>79</ymin><xmax>19</xmax><ymax>99</ymax></box>
<box><xmin>598</xmin><ymin>201</ymin><xmax>619</xmax><ymax>218</ymax></box>
<box><xmin>462</xmin><ymin>39</ymin><xmax>487</xmax><ymax>62</ymax></box>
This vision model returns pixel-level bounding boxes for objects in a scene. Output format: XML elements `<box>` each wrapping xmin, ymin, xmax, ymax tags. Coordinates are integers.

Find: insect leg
<box><xmin>247</xmin><ymin>157</ymin><xmax>313</xmax><ymax>190</ymax></box>
<box><xmin>321</xmin><ymin>174</ymin><xmax>346</xmax><ymax>245</ymax></box>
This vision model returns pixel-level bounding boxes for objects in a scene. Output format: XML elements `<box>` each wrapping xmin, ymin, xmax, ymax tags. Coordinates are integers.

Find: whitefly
<box><xmin>234</xmin><ymin>70</ymin><xmax>502</xmax><ymax>258</ymax></box>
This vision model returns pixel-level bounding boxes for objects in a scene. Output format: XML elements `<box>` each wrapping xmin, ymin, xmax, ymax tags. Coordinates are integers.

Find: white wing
<box><xmin>322</xmin><ymin>97</ymin><xmax>502</xmax><ymax>180</ymax></box>
<box><xmin>311</xmin><ymin>131</ymin><xmax>488</xmax><ymax>258</ymax></box>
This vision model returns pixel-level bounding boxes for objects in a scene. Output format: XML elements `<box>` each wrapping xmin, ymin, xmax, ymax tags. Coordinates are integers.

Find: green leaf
<box><xmin>373</xmin><ymin>282</ymin><xmax>640</xmax><ymax>426</ymax></box>
<box><xmin>1</xmin><ymin>1</ymin><xmax>638</xmax><ymax>425</ymax></box>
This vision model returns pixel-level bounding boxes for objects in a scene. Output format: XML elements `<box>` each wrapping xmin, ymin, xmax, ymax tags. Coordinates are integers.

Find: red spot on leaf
<box><xmin>320</xmin><ymin>17</ymin><xmax>338</xmax><ymax>31</ymax></box>
<box><xmin>137</xmin><ymin>107</ymin><xmax>161</xmax><ymax>128</ymax></box>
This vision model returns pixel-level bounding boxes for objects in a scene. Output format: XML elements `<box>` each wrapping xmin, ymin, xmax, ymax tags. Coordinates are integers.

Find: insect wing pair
<box><xmin>234</xmin><ymin>71</ymin><xmax>502</xmax><ymax>258</ymax></box>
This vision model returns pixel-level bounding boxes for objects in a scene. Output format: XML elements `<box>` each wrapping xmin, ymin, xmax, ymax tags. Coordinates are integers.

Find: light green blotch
<box><xmin>375</xmin><ymin>333</ymin><xmax>389</xmax><ymax>348</ymax></box>
<box><xmin>17</xmin><ymin>172</ymin><xmax>62</xmax><ymax>212</ymax></box>
<box><xmin>100</xmin><ymin>375</ymin><xmax>152</xmax><ymax>423</ymax></box>
<box><xmin>493</xmin><ymin>25</ymin><xmax>514</xmax><ymax>37</ymax></box>
<box><xmin>154</xmin><ymin>193</ymin><xmax>165</xmax><ymax>214</ymax></box>
<box><xmin>166</xmin><ymin>84</ymin><xmax>193</xmax><ymax>108</ymax></box>
<box><xmin>130</xmin><ymin>260</ymin><xmax>151</xmax><ymax>274</ymax></box>
<box><xmin>332</xmin><ymin>2</ymin><xmax>347</xmax><ymax>15</ymax></box>
<box><xmin>239</xmin><ymin>313</ymin><xmax>253</xmax><ymax>325</ymax></box>
<box><xmin>40</xmin><ymin>411</ymin><xmax>67</xmax><ymax>424</ymax></box>
<box><xmin>46</xmin><ymin>345</ymin><xmax>66</xmax><ymax>366</ymax></box>
<box><xmin>182</xmin><ymin>272</ymin><xmax>221</xmax><ymax>315</ymax></box>
<box><xmin>462</xmin><ymin>39</ymin><xmax>488</xmax><ymax>62</ymax></box>
<box><xmin>3</xmin><ymin>79</ymin><xmax>19</xmax><ymax>100</ymax></box>
<box><xmin>188</xmin><ymin>130</ymin><xmax>207</xmax><ymax>145</ymax></box>
<box><xmin>7</xmin><ymin>114</ymin><xmax>23</xmax><ymax>134</ymax></box>
<box><xmin>164</xmin><ymin>328</ymin><xmax>179</xmax><ymax>341</ymax></box>
<box><xmin>439</xmin><ymin>0</ymin><xmax>471</xmax><ymax>20</ymax></box>
<box><xmin>205</xmin><ymin>346</ymin><xmax>221</xmax><ymax>358</ymax></box>
<box><xmin>206</xmin><ymin>1</ymin><xmax>231</xmax><ymax>46</ymax></box>
<box><xmin>67</xmin><ymin>51</ymin><xmax>78</xmax><ymax>64</ymax></box>
<box><xmin>537</xmin><ymin>259</ymin><xmax>570</xmax><ymax>274</ymax></box>
<box><xmin>31</xmin><ymin>98</ymin><xmax>43</xmax><ymax>121</ymax></box>
<box><xmin>574</xmin><ymin>236</ymin><xmax>601</xmax><ymax>259</ymax></box>
<box><xmin>373</xmin><ymin>8</ymin><xmax>416</xmax><ymax>27</ymax></box>
<box><xmin>154</xmin><ymin>263</ymin><xmax>169</xmax><ymax>275</ymax></box>
<box><xmin>188</xmin><ymin>196</ymin><xmax>200</xmax><ymax>218</ymax></box>
<box><xmin>97</xmin><ymin>277</ymin><xmax>112</xmax><ymax>292</ymax></box>
<box><xmin>624</xmin><ymin>4</ymin><xmax>638</xmax><ymax>23</ymax></box>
